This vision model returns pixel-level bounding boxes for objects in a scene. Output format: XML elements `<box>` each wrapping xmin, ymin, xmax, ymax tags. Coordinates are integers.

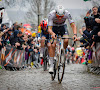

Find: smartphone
<box><xmin>89</xmin><ymin>9</ymin><xmax>92</xmax><ymax>14</ymax></box>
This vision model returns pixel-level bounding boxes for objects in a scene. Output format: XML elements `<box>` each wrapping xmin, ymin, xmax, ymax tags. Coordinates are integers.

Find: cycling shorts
<box><xmin>52</xmin><ymin>24</ymin><xmax>69</xmax><ymax>37</ymax></box>
<box><xmin>41</xmin><ymin>32</ymin><xmax>50</xmax><ymax>39</ymax></box>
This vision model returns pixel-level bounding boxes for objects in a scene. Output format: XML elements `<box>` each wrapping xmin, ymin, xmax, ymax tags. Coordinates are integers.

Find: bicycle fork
<box><xmin>58</xmin><ymin>39</ymin><xmax>65</xmax><ymax>66</ymax></box>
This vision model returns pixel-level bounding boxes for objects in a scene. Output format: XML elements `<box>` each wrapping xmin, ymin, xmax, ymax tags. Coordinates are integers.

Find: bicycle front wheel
<box><xmin>58</xmin><ymin>49</ymin><xmax>66</xmax><ymax>83</ymax></box>
<box><xmin>43</xmin><ymin>48</ymin><xmax>48</xmax><ymax>71</ymax></box>
<box><xmin>51</xmin><ymin>59</ymin><xmax>57</xmax><ymax>81</ymax></box>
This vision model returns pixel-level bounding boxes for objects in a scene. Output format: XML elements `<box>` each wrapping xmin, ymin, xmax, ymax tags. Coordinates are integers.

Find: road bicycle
<box><xmin>51</xmin><ymin>36</ymin><xmax>75</xmax><ymax>83</ymax></box>
<box><xmin>40</xmin><ymin>39</ymin><xmax>49</xmax><ymax>71</ymax></box>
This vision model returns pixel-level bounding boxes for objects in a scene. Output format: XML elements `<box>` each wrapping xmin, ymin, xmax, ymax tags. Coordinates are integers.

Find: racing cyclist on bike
<box><xmin>48</xmin><ymin>5</ymin><xmax>77</xmax><ymax>74</ymax></box>
<box><xmin>39</xmin><ymin>20</ymin><xmax>49</xmax><ymax>58</ymax></box>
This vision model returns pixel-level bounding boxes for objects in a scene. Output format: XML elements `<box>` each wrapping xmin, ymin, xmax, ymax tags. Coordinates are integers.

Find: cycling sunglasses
<box><xmin>56</xmin><ymin>14</ymin><xmax>64</xmax><ymax>18</ymax></box>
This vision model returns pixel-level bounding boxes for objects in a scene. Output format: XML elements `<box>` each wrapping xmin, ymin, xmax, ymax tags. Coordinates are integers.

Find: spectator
<box><xmin>0</xmin><ymin>24</ymin><xmax>6</xmax><ymax>31</ymax></box>
<box><xmin>0</xmin><ymin>12</ymin><xmax>3</xmax><ymax>24</ymax></box>
<box><xmin>86</xmin><ymin>6</ymin><xmax>99</xmax><ymax>18</ymax></box>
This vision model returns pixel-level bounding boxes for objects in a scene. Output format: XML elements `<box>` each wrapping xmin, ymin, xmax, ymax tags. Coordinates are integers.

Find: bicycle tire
<box><xmin>43</xmin><ymin>58</ymin><xmax>47</xmax><ymax>71</ymax></box>
<box><xmin>51</xmin><ymin>59</ymin><xmax>57</xmax><ymax>81</ymax></box>
<box><xmin>58</xmin><ymin>49</ymin><xmax>66</xmax><ymax>83</ymax></box>
<box><xmin>43</xmin><ymin>47</ymin><xmax>48</xmax><ymax>71</ymax></box>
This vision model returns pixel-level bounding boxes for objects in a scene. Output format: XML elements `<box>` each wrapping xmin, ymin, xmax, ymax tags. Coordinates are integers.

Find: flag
<box><xmin>81</xmin><ymin>58</ymin><xmax>86</xmax><ymax>64</ymax></box>
<box><xmin>40</xmin><ymin>59</ymin><xmax>43</xmax><ymax>65</ymax></box>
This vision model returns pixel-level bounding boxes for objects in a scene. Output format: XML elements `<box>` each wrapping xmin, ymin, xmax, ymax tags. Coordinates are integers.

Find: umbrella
<box><xmin>21</xmin><ymin>28</ymin><xmax>32</xmax><ymax>35</ymax></box>
<box><xmin>23</xmin><ymin>24</ymin><xmax>32</xmax><ymax>29</ymax></box>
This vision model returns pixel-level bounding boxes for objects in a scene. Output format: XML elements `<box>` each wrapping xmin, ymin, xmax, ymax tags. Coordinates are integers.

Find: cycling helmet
<box><xmin>55</xmin><ymin>5</ymin><xmax>65</xmax><ymax>16</ymax></box>
<box><xmin>67</xmin><ymin>45</ymin><xmax>71</xmax><ymax>48</ymax></box>
<box><xmin>71</xmin><ymin>47</ymin><xmax>75</xmax><ymax>51</ymax></box>
<box><xmin>40</xmin><ymin>20</ymin><xmax>47</xmax><ymax>28</ymax></box>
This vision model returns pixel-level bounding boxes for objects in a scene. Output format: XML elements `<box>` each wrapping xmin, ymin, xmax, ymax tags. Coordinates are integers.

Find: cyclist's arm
<box><xmin>66</xmin><ymin>12</ymin><xmax>77</xmax><ymax>36</ymax></box>
<box><xmin>70</xmin><ymin>23</ymin><xmax>77</xmax><ymax>35</ymax></box>
<box><xmin>48</xmin><ymin>12</ymin><xmax>56</xmax><ymax>37</ymax></box>
<box><xmin>48</xmin><ymin>26</ymin><xmax>54</xmax><ymax>35</ymax></box>
<box><xmin>48</xmin><ymin>26</ymin><xmax>56</xmax><ymax>39</ymax></box>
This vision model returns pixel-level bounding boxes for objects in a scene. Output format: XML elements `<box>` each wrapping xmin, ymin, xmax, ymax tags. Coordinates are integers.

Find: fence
<box><xmin>0</xmin><ymin>46</ymin><xmax>25</xmax><ymax>68</ymax></box>
<box><xmin>0</xmin><ymin>43</ymin><xmax>100</xmax><ymax>70</ymax></box>
<box><xmin>92</xmin><ymin>42</ymin><xmax>100</xmax><ymax>67</ymax></box>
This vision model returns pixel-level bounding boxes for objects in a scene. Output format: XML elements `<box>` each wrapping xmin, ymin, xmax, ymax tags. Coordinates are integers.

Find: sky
<box><xmin>0</xmin><ymin>0</ymin><xmax>96</xmax><ymax>24</ymax></box>
<box><xmin>0</xmin><ymin>0</ymin><xmax>93</xmax><ymax>10</ymax></box>
<box><xmin>54</xmin><ymin>0</ymin><xmax>93</xmax><ymax>9</ymax></box>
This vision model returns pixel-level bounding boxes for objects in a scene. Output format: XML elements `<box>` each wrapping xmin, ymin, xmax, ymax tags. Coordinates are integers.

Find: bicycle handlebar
<box><xmin>51</xmin><ymin>35</ymin><xmax>74</xmax><ymax>44</ymax></box>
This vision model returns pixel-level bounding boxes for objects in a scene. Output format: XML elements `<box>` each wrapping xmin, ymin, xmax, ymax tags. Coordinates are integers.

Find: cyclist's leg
<box><xmin>47</xmin><ymin>26</ymin><xmax>57</xmax><ymax>73</ymax></box>
<box><xmin>62</xmin><ymin>24</ymin><xmax>69</xmax><ymax>49</ymax></box>
<box><xmin>40</xmin><ymin>36</ymin><xmax>46</xmax><ymax>58</ymax></box>
<box><xmin>41</xmin><ymin>36</ymin><xmax>46</xmax><ymax>47</ymax></box>
<box><xmin>63</xmin><ymin>35</ymin><xmax>69</xmax><ymax>49</ymax></box>
<box><xmin>48</xmin><ymin>40</ymin><xmax>56</xmax><ymax>73</ymax></box>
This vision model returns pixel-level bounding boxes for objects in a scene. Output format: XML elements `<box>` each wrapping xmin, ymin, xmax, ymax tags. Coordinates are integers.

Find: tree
<box><xmin>43</xmin><ymin>0</ymin><xmax>55</xmax><ymax>18</ymax></box>
<box><xmin>25</xmin><ymin>0</ymin><xmax>56</xmax><ymax>25</ymax></box>
<box><xmin>83</xmin><ymin>0</ymin><xmax>100</xmax><ymax>6</ymax></box>
<box><xmin>91</xmin><ymin>0</ymin><xmax>100</xmax><ymax>6</ymax></box>
<box><xmin>3</xmin><ymin>0</ymin><xmax>26</xmax><ymax>8</ymax></box>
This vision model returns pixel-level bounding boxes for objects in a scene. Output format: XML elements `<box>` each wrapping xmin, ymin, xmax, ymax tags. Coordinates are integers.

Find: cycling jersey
<box><xmin>41</xmin><ymin>26</ymin><xmax>49</xmax><ymax>35</ymax></box>
<box><xmin>40</xmin><ymin>26</ymin><xmax>49</xmax><ymax>39</ymax></box>
<box><xmin>48</xmin><ymin>10</ymin><xmax>74</xmax><ymax>26</ymax></box>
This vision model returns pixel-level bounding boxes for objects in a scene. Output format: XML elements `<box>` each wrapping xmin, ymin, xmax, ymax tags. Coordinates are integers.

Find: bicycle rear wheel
<box><xmin>43</xmin><ymin>58</ymin><xmax>47</xmax><ymax>71</ymax></box>
<box><xmin>58</xmin><ymin>49</ymin><xmax>66</xmax><ymax>83</ymax></box>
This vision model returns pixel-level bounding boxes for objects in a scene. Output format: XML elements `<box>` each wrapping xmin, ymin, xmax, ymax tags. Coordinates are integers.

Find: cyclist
<box><xmin>65</xmin><ymin>45</ymin><xmax>72</xmax><ymax>64</ymax></box>
<box><xmin>71</xmin><ymin>47</ymin><xmax>75</xmax><ymax>63</ymax></box>
<box><xmin>48</xmin><ymin>5</ymin><xmax>77</xmax><ymax>74</ymax></box>
<box><xmin>75</xmin><ymin>45</ymin><xmax>83</xmax><ymax>64</ymax></box>
<box><xmin>39</xmin><ymin>20</ymin><xmax>49</xmax><ymax>58</ymax></box>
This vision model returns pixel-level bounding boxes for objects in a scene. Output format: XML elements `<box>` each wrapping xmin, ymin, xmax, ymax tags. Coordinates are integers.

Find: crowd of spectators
<box><xmin>78</xmin><ymin>6</ymin><xmax>100</xmax><ymax>48</ymax></box>
<box><xmin>0</xmin><ymin>20</ymin><xmax>41</xmax><ymax>68</ymax></box>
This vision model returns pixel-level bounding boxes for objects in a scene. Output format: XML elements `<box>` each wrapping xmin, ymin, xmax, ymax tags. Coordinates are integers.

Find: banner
<box><xmin>0</xmin><ymin>46</ymin><xmax>25</xmax><ymax>68</ymax></box>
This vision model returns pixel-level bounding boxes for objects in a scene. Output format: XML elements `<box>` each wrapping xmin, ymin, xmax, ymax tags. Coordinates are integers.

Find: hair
<box><xmin>1</xmin><ymin>24</ymin><xmax>6</xmax><ymax>27</ymax></box>
<box><xmin>18</xmin><ymin>31</ymin><xmax>22</xmax><ymax>34</ymax></box>
<box><xmin>16</xmin><ymin>25</ymin><xmax>21</xmax><ymax>30</ymax></box>
<box><xmin>92</xmin><ymin>6</ymin><xmax>98</xmax><ymax>9</ymax></box>
<box><xmin>28</xmin><ymin>35</ymin><xmax>31</xmax><ymax>38</ymax></box>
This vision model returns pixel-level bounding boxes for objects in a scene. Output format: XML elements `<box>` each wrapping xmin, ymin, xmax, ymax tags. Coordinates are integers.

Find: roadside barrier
<box><xmin>0</xmin><ymin>46</ymin><xmax>25</xmax><ymax>68</ymax></box>
<box><xmin>87</xmin><ymin>42</ymin><xmax>100</xmax><ymax>75</ymax></box>
<box><xmin>92</xmin><ymin>42</ymin><xmax>100</xmax><ymax>67</ymax></box>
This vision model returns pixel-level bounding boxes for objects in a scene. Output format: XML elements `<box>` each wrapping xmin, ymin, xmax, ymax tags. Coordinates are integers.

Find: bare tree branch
<box><xmin>91</xmin><ymin>0</ymin><xmax>100</xmax><ymax>7</ymax></box>
<box><xmin>25</xmin><ymin>0</ymin><xmax>55</xmax><ymax>25</ymax></box>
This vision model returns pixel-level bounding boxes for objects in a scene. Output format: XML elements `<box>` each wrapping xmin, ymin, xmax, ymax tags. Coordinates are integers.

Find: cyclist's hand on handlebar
<box><xmin>51</xmin><ymin>33</ymin><xmax>56</xmax><ymax>39</ymax></box>
<box><xmin>73</xmin><ymin>35</ymin><xmax>77</xmax><ymax>41</ymax></box>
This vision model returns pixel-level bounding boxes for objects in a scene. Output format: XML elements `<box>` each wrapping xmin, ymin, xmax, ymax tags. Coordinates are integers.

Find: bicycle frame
<box><xmin>56</xmin><ymin>37</ymin><xmax>65</xmax><ymax>65</ymax></box>
<box><xmin>51</xmin><ymin>36</ymin><xmax>75</xmax><ymax>83</ymax></box>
